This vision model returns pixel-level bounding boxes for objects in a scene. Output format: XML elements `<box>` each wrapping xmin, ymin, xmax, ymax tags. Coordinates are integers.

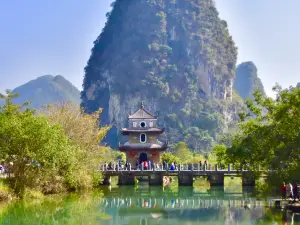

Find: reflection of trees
<box><xmin>0</xmin><ymin>183</ymin><xmax>285</xmax><ymax>225</ymax></box>
<box><xmin>0</xmin><ymin>184</ymin><xmax>284</xmax><ymax>225</ymax></box>
<box><xmin>0</xmin><ymin>191</ymin><xmax>109</xmax><ymax>224</ymax></box>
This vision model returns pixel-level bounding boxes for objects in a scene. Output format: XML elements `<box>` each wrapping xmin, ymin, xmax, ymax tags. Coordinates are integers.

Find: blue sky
<box><xmin>0</xmin><ymin>0</ymin><xmax>299</xmax><ymax>97</ymax></box>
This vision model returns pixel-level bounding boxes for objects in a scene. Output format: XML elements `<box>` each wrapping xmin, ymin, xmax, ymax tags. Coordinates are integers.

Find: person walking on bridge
<box><xmin>287</xmin><ymin>183</ymin><xmax>293</xmax><ymax>199</ymax></box>
<box><xmin>143</xmin><ymin>161</ymin><xmax>148</xmax><ymax>170</ymax></box>
<box><xmin>170</xmin><ymin>162</ymin><xmax>175</xmax><ymax>171</ymax></box>
<box><xmin>293</xmin><ymin>182</ymin><xmax>299</xmax><ymax>202</ymax></box>
<box><xmin>108</xmin><ymin>162</ymin><xmax>112</xmax><ymax>170</ymax></box>
<box><xmin>281</xmin><ymin>182</ymin><xmax>286</xmax><ymax>199</ymax></box>
<box><xmin>104</xmin><ymin>162</ymin><xmax>108</xmax><ymax>170</ymax></box>
<box><xmin>163</xmin><ymin>161</ymin><xmax>166</xmax><ymax>170</ymax></box>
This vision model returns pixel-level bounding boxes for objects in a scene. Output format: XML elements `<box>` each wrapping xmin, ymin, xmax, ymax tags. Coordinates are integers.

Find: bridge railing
<box><xmin>100</xmin><ymin>163</ymin><xmax>264</xmax><ymax>172</ymax></box>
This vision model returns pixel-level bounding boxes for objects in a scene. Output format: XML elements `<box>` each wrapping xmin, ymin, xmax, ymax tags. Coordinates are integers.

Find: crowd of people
<box><xmin>104</xmin><ymin>160</ymin><xmax>160</xmax><ymax>170</ymax></box>
<box><xmin>104</xmin><ymin>160</ymin><xmax>184</xmax><ymax>171</ymax></box>
<box><xmin>103</xmin><ymin>160</ymin><xmax>213</xmax><ymax>171</ymax></box>
<box><xmin>281</xmin><ymin>182</ymin><xmax>299</xmax><ymax>201</ymax></box>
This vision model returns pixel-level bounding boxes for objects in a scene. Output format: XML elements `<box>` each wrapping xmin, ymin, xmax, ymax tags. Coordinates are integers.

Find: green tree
<box><xmin>212</xmin><ymin>144</ymin><xmax>227</xmax><ymax>165</ymax></box>
<box><xmin>111</xmin><ymin>151</ymin><xmax>126</xmax><ymax>162</ymax></box>
<box><xmin>225</xmin><ymin>85</ymin><xmax>300</xmax><ymax>185</ymax></box>
<box><xmin>41</xmin><ymin>103</ymin><xmax>111</xmax><ymax>190</ymax></box>
<box><xmin>173</xmin><ymin>142</ymin><xmax>193</xmax><ymax>163</ymax></box>
<box><xmin>184</xmin><ymin>127</ymin><xmax>214</xmax><ymax>153</ymax></box>
<box><xmin>0</xmin><ymin>90</ymin><xmax>75</xmax><ymax>197</ymax></box>
<box><xmin>160</xmin><ymin>152</ymin><xmax>180</xmax><ymax>165</ymax></box>
<box><xmin>0</xmin><ymin>91</ymin><xmax>111</xmax><ymax>198</ymax></box>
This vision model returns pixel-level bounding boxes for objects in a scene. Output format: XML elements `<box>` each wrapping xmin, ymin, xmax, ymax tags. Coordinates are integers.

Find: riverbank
<box><xmin>0</xmin><ymin>178</ymin><xmax>61</xmax><ymax>203</ymax></box>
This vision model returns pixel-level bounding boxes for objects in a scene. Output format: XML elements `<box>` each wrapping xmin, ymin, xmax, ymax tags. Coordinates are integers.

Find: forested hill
<box><xmin>81</xmin><ymin>0</ymin><xmax>246</xmax><ymax>151</ymax></box>
<box><xmin>234</xmin><ymin>62</ymin><xmax>265</xmax><ymax>99</ymax></box>
<box><xmin>3</xmin><ymin>75</ymin><xmax>80</xmax><ymax>109</ymax></box>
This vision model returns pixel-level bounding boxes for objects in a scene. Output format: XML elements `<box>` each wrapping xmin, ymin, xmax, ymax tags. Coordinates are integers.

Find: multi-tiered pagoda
<box><xmin>119</xmin><ymin>102</ymin><xmax>168</xmax><ymax>166</ymax></box>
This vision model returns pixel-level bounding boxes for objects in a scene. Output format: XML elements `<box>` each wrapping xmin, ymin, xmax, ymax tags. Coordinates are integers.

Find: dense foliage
<box><xmin>0</xmin><ymin>91</ymin><xmax>109</xmax><ymax>198</ymax></box>
<box><xmin>234</xmin><ymin>62</ymin><xmax>265</xmax><ymax>99</ymax></box>
<box><xmin>7</xmin><ymin>75</ymin><xmax>80</xmax><ymax>109</ymax></box>
<box><xmin>223</xmin><ymin>85</ymin><xmax>300</xmax><ymax>185</ymax></box>
<box><xmin>81</xmin><ymin>0</ymin><xmax>242</xmax><ymax>151</ymax></box>
<box><xmin>161</xmin><ymin>152</ymin><xmax>180</xmax><ymax>165</ymax></box>
<box><xmin>41</xmin><ymin>103</ymin><xmax>112</xmax><ymax>190</ymax></box>
<box><xmin>161</xmin><ymin>141</ymin><xmax>218</xmax><ymax>165</ymax></box>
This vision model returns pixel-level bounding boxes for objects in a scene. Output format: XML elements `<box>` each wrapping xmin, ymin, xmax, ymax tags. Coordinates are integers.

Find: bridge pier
<box><xmin>149</xmin><ymin>174</ymin><xmax>163</xmax><ymax>185</ymax></box>
<box><xmin>207</xmin><ymin>174</ymin><xmax>224</xmax><ymax>186</ymax></box>
<box><xmin>178</xmin><ymin>173</ymin><xmax>193</xmax><ymax>186</ymax></box>
<box><xmin>118</xmin><ymin>173</ymin><xmax>135</xmax><ymax>185</ymax></box>
<box><xmin>242</xmin><ymin>173</ymin><xmax>256</xmax><ymax>186</ymax></box>
<box><xmin>102</xmin><ymin>176</ymin><xmax>111</xmax><ymax>185</ymax></box>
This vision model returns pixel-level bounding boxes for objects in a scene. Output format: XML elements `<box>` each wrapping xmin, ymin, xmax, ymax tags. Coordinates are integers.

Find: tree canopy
<box><xmin>224</xmin><ymin>85</ymin><xmax>300</xmax><ymax>184</ymax></box>
<box><xmin>173</xmin><ymin>142</ymin><xmax>193</xmax><ymax>163</ymax></box>
<box><xmin>0</xmin><ymin>91</ymin><xmax>110</xmax><ymax>198</ymax></box>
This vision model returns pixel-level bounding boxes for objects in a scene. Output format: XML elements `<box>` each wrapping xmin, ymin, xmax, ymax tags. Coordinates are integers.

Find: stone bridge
<box><xmin>100</xmin><ymin>164</ymin><xmax>267</xmax><ymax>187</ymax></box>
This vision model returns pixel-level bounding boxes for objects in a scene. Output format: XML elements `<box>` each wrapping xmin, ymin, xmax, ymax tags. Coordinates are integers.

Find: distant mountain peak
<box><xmin>234</xmin><ymin>61</ymin><xmax>265</xmax><ymax>99</ymax></box>
<box><xmin>6</xmin><ymin>75</ymin><xmax>80</xmax><ymax>109</ymax></box>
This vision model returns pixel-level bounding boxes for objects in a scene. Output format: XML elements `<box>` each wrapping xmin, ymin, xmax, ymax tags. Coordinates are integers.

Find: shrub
<box><xmin>161</xmin><ymin>152</ymin><xmax>180</xmax><ymax>165</ymax></box>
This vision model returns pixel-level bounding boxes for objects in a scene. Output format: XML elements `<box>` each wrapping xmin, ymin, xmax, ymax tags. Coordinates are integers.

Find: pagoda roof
<box><xmin>121</xmin><ymin>128</ymin><xmax>164</xmax><ymax>135</ymax></box>
<box><xmin>118</xmin><ymin>142</ymin><xmax>168</xmax><ymax>151</ymax></box>
<box><xmin>128</xmin><ymin>102</ymin><xmax>157</xmax><ymax>119</ymax></box>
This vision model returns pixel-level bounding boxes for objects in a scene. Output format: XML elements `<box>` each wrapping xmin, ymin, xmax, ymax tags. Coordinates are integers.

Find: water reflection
<box><xmin>0</xmin><ymin>184</ymin><xmax>300</xmax><ymax>225</ymax></box>
<box><xmin>101</xmin><ymin>184</ymin><xmax>300</xmax><ymax>225</ymax></box>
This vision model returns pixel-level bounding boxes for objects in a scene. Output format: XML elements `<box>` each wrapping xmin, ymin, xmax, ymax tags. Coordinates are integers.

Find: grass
<box><xmin>24</xmin><ymin>189</ymin><xmax>44</xmax><ymax>199</ymax></box>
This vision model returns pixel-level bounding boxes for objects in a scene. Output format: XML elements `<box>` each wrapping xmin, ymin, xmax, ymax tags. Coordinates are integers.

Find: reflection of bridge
<box><xmin>100</xmin><ymin>196</ymin><xmax>275</xmax><ymax>225</ymax></box>
<box><xmin>101</xmin><ymin>164</ymin><xmax>266</xmax><ymax>186</ymax></box>
<box><xmin>101</xmin><ymin>197</ymin><xmax>273</xmax><ymax>209</ymax></box>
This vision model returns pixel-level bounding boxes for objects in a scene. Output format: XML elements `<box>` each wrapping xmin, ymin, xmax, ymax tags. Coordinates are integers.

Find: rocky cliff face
<box><xmin>81</xmin><ymin>0</ymin><xmax>241</xmax><ymax>151</ymax></box>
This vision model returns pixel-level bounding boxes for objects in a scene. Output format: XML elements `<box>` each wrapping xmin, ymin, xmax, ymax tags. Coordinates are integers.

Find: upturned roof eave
<box><xmin>128</xmin><ymin>117</ymin><xmax>157</xmax><ymax>120</ymax></box>
<box><xmin>127</xmin><ymin>103</ymin><xmax>157</xmax><ymax>119</ymax></box>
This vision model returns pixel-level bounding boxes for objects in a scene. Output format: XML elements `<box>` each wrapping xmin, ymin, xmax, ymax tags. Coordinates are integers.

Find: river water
<box><xmin>0</xmin><ymin>181</ymin><xmax>299</xmax><ymax>225</ymax></box>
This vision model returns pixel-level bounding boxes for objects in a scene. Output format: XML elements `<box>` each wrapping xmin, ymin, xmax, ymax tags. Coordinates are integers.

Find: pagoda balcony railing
<box><xmin>121</xmin><ymin>127</ymin><xmax>165</xmax><ymax>131</ymax></box>
<box><xmin>118</xmin><ymin>140</ymin><xmax>168</xmax><ymax>148</ymax></box>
